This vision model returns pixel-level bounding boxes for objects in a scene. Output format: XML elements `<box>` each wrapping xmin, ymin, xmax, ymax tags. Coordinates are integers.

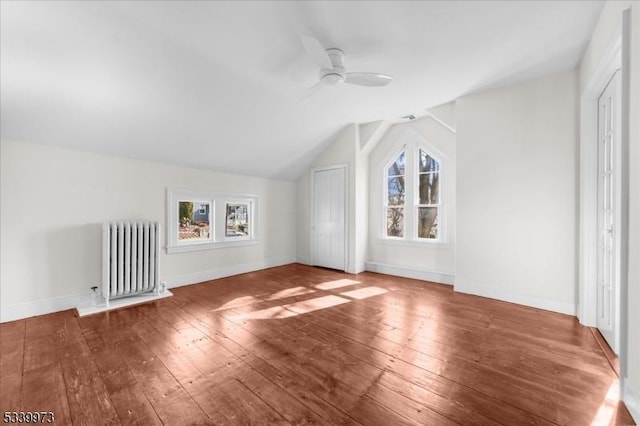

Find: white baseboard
<box><xmin>0</xmin><ymin>256</ymin><xmax>296</xmax><ymax>323</ymax></box>
<box><xmin>623</xmin><ymin>378</ymin><xmax>640</xmax><ymax>424</ymax></box>
<box><xmin>295</xmin><ymin>257</ymin><xmax>364</xmax><ymax>274</ymax></box>
<box><xmin>454</xmin><ymin>279</ymin><xmax>576</xmax><ymax>316</ymax></box>
<box><xmin>76</xmin><ymin>289</ymin><xmax>173</xmax><ymax>317</ymax></box>
<box><xmin>365</xmin><ymin>261</ymin><xmax>454</xmax><ymax>285</ymax></box>
<box><xmin>1</xmin><ymin>291</ymin><xmax>92</xmax><ymax>323</ymax></box>
<box><xmin>296</xmin><ymin>256</ymin><xmax>312</xmax><ymax>266</ymax></box>
<box><xmin>348</xmin><ymin>262</ymin><xmax>366</xmax><ymax>274</ymax></box>
<box><xmin>365</xmin><ymin>266</ymin><xmax>576</xmax><ymax>317</ymax></box>
<box><xmin>163</xmin><ymin>256</ymin><xmax>296</xmax><ymax>288</ymax></box>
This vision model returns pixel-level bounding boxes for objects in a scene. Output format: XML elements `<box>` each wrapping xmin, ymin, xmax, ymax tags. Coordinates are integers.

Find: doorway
<box><xmin>578</xmin><ymin>26</ymin><xmax>623</xmax><ymax>354</ymax></box>
<box><xmin>596</xmin><ymin>70</ymin><xmax>621</xmax><ymax>354</ymax></box>
<box><xmin>311</xmin><ymin>165</ymin><xmax>347</xmax><ymax>271</ymax></box>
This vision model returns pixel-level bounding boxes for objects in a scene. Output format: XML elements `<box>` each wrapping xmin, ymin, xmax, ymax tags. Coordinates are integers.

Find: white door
<box><xmin>596</xmin><ymin>70</ymin><xmax>621</xmax><ymax>354</ymax></box>
<box><xmin>312</xmin><ymin>166</ymin><xmax>346</xmax><ymax>271</ymax></box>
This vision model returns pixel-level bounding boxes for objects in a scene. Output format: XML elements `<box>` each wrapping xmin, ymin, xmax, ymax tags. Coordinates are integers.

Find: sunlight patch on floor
<box><xmin>590</xmin><ymin>379</ymin><xmax>620</xmax><ymax>426</ymax></box>
<box><xmin>315</xmin><ymin>279</ymin><xmax>361</xmax><ymax>290</ymax></box>
<box><xmin>230</xmin><ymin>295</ymin><xmax>351</xmax><ymax>321</ymax></box>
<box><xmin>340</xmin><ymin>286</ymin><xmax>388</xmax><ymax>300</ymax></box>
<box><xmin>229</xmin><ymin>281</ymin><xmax>393</xmax><ymax>321</ymax></box>
<box><xmin>212</xmin><ymin>295</ymin><xmax>260</xmax><ymax>312</ymax></box>
<box><xmin>265</xmin><ymin>286</ymin><xmax>316</xmax><ymax>301</ymax></box>
<box><xmin>231</xmin><ymin>305</ymin><xmax>297</xmax><ymax>320</ymax></box>
<box><xmin>212</xmin><ymin>286</ymin><xmax>318</xmax><ymax>312</ymax></box>
<box><xmin>285</xmin><ymin>295</ymin><xmax>350</xmax><ymax>314</ymax></box>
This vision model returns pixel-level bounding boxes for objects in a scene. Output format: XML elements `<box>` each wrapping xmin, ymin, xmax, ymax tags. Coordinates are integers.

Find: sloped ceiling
<box><xmin>0</xmin><ymin>1</ymin><xmax>603</xmax><ymax>180</ymax></box>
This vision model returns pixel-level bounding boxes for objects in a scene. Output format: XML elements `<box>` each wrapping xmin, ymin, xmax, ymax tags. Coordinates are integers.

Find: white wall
<box><xmin>427</xmin><ymin>102</ymin><xmax>456</xmax><ymax>131</ymax></box>
<box><xmin>366</xmin><ymin>116</ymin><xmax>456</xmax><ymax>283</ymax></box>
<box><xmin>296</xmin><ymin>173</ymin><xmax>312</xmax><ymax>265</ymax></box>
<box><xmin>354</xmin><ymin>128</ymin><xmax>369</xmax><ymax>273</ymax></box>
<box><xmin>580</xmin><ymin>1</ymin><xmax>640</xmax><ymax>420</ymax></box>
<box><xmin>298</xmin><ymin>116</ymin><xmax>456</xmax><ymax>280</ymax></box>
<box><xmin>455</xmin><ymin>69</ymin><xmax>578</xmax><ymax>315</ymax></box>
<box><xmin>0</xmin><ymin>140</ymin><xmax>296</xmax><ymax>321</ymax></box>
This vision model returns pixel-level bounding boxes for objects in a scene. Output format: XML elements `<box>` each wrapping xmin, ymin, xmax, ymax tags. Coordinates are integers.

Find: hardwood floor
<box><xmin>0</xmin><ymin>264</ymin><xmax>635</xmax><ymax>425</ymax></box>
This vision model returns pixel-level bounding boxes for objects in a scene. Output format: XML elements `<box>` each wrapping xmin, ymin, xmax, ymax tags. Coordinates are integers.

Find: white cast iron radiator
<box><xmin>102</xmin><ymin>222</ymin><xmax>161</xmax><ymax>304</ymax></box>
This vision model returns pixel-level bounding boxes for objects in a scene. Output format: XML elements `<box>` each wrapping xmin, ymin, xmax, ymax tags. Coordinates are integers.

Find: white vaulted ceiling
<box><xmin>0</xmin><ymin>1</ymin><xmax>603</xmax><ymax>180</ymax></box>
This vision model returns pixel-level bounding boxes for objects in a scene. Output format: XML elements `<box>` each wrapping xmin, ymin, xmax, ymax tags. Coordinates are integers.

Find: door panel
<box><xmin>312</xmin><ymin>167</ymin><xmax>346</xmax><ymax>271</ymax></box>
<box><xmin>596</xmin><ymin>70</ymin><xmax>621</xmax><ymax>353</ymax></box>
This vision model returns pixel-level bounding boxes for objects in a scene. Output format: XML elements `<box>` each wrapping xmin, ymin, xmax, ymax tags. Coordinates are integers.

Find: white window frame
<box><xmin>166</xmin><ymin>188</ymin><xmax>259</xmax><ymax>253</ymax></box>
<box><xmin>383</xmin><ymin>148</ymin><xmax>407</xmax><ymax>240</ymax></box>
<box><xmin>177</xmin><ymin>198</ymin><xmax>214</xmax><ymax>246</ymax></box>
<box><xmin>415</xmin><ymin>149</ymin><xmax>442</xmax><ymax>241</ymax></box>
<box><xmin>380</xmin><ymin>129</ymin><xmax>447</xmax><ymax>246</ymax></box>
<box><xmin>224</xmin><ymin>201</ymin><xmax>253</xmax><ymax>241</ymax></box>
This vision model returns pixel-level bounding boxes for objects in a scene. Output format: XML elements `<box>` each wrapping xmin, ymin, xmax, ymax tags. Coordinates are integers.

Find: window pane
<box><xmin>386</xmin><ymin>208</ymin><xmax>404</xmax><ymax>237</ymax></box>
<box><xmin>178</xmin><ymin>201</ymin><xmax>210</xmax><ymax>241</ymax></box>
<box><xmin>418</xmin><ymin>207</ymin><xmax>438</xmax><ymax>239</ymax></box>
<box><xmin>387</xmin><ymin>177</ymin><xmax>405</xmax><ymax>205</ymax></box>
<box><xmin>226</xmin><ymin>203</ymin><xmax>249</xmax><ymax>237</ymax></box>
<box><xmin>419</xmin><ymin>172</ymin><xmax>439</xmax><ymax>204</ymax></box>
<box><xmin>419</xmin><ymin>150</ymin><xmax>439</xmax><ymax>172</ymax></box>
<box><xmin>387</xmin><ymin>151</ymin><xmax>405</xmax><ymax>176</ymax></box>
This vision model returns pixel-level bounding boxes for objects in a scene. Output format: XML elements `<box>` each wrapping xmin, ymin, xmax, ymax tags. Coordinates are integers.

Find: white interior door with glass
<box><xmin>596</xmin><ymin>69</ymin><xmax>621</xmax><ymax>354</ymax></box>
<box><xmin>311</xmin><ymin>166</ymin><xmax>346</xmax><ymax>271</ymax></box>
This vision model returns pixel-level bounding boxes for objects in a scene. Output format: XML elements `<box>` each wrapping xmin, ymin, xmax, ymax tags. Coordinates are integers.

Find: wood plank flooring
<box><xmin>0</xmin><ymin>264</ymin><xmax>635</xmax><ymax>425</ymax></box>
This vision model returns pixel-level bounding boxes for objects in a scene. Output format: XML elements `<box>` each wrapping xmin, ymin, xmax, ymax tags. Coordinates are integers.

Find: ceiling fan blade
<box><xmin>299</xmin><ymin>80</ymin><xmax>325</xmax><ymax>100</ymax></box>
<box><xmin>299</xmin><ymin>76</ymin><xmax>339</xmax><ymax>100</ymax></box>
<box><xmin>300</xmin><ymin>35</ymin><xmax>332</xmax><ymax>70</ymax></box>
<box><xmin>345</xmin><ymin>72</ymin><xmax>392</xmax><ymax>87</ymax></box>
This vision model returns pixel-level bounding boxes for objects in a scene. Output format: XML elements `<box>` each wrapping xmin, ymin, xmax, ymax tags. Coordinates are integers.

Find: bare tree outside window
<box><xmin>382</xmin><ymin>140</ymin><xmax>442</xmax><ymax>242</ymax></box>
<box><xmin>386</xmin><ymin>152</ymin><xmax>405</xmax><ymax>237</ymax></box>
<box><xmin>418</xmin><ymin>150</ymin><xmax>439</xmax><ymax>239</ymax></box>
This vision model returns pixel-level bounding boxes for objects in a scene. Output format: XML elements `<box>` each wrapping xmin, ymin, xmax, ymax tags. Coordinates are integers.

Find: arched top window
<box><xmin>386</xmin><ymin>151</ymin><xmax>406</xmax><ymax>237</ymax></box>
<box><xmin>382</xmin><ymin>132</ymin><xmax>444</xmax><ymax>242</ymax></box>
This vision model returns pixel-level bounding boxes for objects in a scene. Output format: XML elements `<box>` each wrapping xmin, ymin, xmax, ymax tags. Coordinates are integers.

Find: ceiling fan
<box><xmin>300</xmin><ymin>35</ymin><xmax>392</xmax><ymax>97</ymax></box>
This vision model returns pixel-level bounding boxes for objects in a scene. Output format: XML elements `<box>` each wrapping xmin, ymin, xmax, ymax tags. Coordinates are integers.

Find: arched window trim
<box><xmin>381</xmin><ymin>128</ymin><xmax>447</xmax><ymax>245</ymax></box>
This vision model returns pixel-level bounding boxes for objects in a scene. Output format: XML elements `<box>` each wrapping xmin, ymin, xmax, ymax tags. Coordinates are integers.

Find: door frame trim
<box><xmin>578</xmin><ymin>23</ymin><xmax>621</xmax><ymax>329</ymax></box>
<box><xmin>579</xmin><ymin>6</ymin><xmax>631</xmax><ymax>378</ymax></box>
<box><xmin>577</xmin><ymin>8</ymin><xmax>638</xmax><ymax>408</ymax></box>
<box><xmin>310</xmin><ymin>163</ymin><xmax>349</xmax><ymax>272</ymax></box>
<box><xmin>618</xmin><ymin>7</ymin><xmax>631</xmax><ymax>382</ymax></box>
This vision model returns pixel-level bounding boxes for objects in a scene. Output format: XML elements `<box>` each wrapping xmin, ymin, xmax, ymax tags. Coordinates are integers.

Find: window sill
<box><xmin>166</xmin><ymin>239</ymin><xmax>260</xmax><ymax>254</ymax></box>
<box><xmin>376</xmin><ymin>238</ymin><xmax>450</xmax><ymax>249</ymax></box>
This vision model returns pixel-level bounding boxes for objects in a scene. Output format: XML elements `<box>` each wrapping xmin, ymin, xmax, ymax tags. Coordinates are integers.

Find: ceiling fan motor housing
<box><xmin>321</xmin><ymin>48</ymin><xmax>346</xmax><ymax>83</ymax></box>
<box><xmin>300</xmin><ymin>36</ymin><xmax>392</xmax><ymax>91</ymax></box>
